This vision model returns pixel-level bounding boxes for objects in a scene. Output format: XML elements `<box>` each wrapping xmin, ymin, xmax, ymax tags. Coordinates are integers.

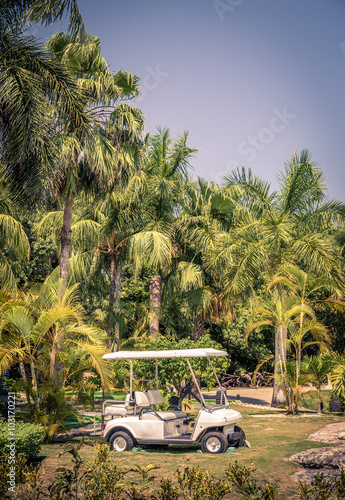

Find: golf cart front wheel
<box><xmin>201</xmin><ymin>431</ymin><xmax>228</xmax><ymax>454</ymax></box>
<box><xmin>109</xmin><ymin>431</ymin><xmax>133</xmax><ymax>452</ymax></box>
<box><xmin>233</xmin><ymin>425</ymin><xmax>246</xmax><ymax>447</ymax></box>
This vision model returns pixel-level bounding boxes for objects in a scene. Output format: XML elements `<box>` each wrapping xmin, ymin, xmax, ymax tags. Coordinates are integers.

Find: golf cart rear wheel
<box><xmin>201</xmin><ymin>431</ymin><xmax>228</xmax><ymax>454</ymax></box>
<box><xmin>233</xmin><ymin>425</ymin><xmax>246</xmax><ymax>447</ymax></box>
<box><xmin>109</xmin><ymin>431</ymin><xmax>133</xmax><ymax>452</ymax></box>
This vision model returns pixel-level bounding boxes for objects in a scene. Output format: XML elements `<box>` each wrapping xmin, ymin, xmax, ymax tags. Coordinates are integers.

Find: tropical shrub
<box><xmin>0</xmin><ymin>453</ymin><xmax>28</xmax><ymax>498</ymax></box>
<box><xmin>219</xmin><ymin>303</ymin><xmax>273</xmax><ymax>374</ymax></box>
<box><xmin>226</xmin><ymin>461</ymin><xmax>279</xmax><ymax>499</ymax></box>
<box><xmin>19</xmin><ymin>387</ymin><xmax>81</xmax><ymax>443</ymax></box>
<box><xmin>0</xmin><ymin>419</ymin><xmax>44</xmax><ymax>458</ymax></box>
<box><xmin>176</xmin><ymin>466</ymin><xmax>231</xmax><ymax>500</ymax></box>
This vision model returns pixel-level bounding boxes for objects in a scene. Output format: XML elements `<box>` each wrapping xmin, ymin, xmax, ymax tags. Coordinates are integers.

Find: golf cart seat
<box><xmin>105</xmin><ymin>406</ymin><xmax>127</xmax><ymax>416</ymax></box>
<box><xmin>135</xmin><ymin>391</ymin><xmax>188</xmax><ymax>420</ymax></box>
<box><xmin>146</xmin><ymin>389</ymin><xmax>188</xmax><ymax>419</ymax></box>
<box><xmin>104</xmin><ymin>395</ymin><xmax>135</xmax><ymax>416</ymax></box>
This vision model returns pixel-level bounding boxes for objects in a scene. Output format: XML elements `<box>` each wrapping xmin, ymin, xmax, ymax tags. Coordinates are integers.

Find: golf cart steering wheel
<box><xmin>167</xmin><ymin>381</ymin><xmax>196</xmax><ymax>411</ymax></box>
<box><xmin>180</xmin><ymin>381</ymin><xmax>194</xmax><ymax>399</ymax></box>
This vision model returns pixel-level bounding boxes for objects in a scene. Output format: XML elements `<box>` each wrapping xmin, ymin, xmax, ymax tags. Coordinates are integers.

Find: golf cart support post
<box><xmin>101</xmin><ymin>348</ymin><xmax>245</xmax><ymax>454</ymax></box>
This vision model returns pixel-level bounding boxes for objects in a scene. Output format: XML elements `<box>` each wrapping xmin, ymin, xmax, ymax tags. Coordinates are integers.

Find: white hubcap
<box><xmin>206</xmin><ymin>437</ymin><xmax>221</xmax><ymax>452</ymax></box>
<box><xmin>113</xmin><ymin>436</ymin><xmax>127</xmax><ymax>451</ymax></box>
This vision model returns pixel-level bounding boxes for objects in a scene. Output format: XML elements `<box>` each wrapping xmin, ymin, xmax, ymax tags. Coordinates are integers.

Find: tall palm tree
<box><xmin>36</xmin><ymin>181</ymin><xmax>150</xmax><ymax>350</ymax></box>
<box><xmin>130</xmin><ymin>127</ymin><xmax>196</xmax><ymax>339</ymax></box>
<box><xmin>213</xmin><ymin>150</ymin><xmax>345</xmax><ymax>297</ymax></box>
<box><xmin>270</xmin><ymin>264</ymin><xmax>344</xmax><ymax>382</ymax></box>
<box><xmin>45</xmin><ymin>32</ymin><xmax>140</xmax><ymax>286</ymax></box>
<box><xmin>1</xmin><ymin>1</ymin><xmax>89</xmax><ymax>202</ymax></box>
<box><xmin>178</xmin><ymin>178</ymin><xmax>238</xmax><ymax>339</ymax></box>
<box><xmin>246</xmin><ymin>291</ymin><xmax>316</xmax><ymax>406</ymax></box>
<box><xmin>86</xmin><ymin>188</ymin><xmax>149</xmax><ymax>349</ymax></box>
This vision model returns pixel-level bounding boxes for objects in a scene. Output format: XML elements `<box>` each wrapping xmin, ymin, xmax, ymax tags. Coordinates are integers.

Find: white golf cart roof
<box><xmin>103</xmin><ymin>348</ymin><xmax>228</xmax><ymax>360</ymax></box>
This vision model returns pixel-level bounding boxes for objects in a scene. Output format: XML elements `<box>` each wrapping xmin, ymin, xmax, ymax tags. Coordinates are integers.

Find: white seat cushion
<box><xmin>146</xmin><ymin>390</ymin><xmax>163</xmax><ymax>405</ymax></box>
<box><xmin>157</xmin><ymin>410</ymin><xmax>188</xmax><ymax>420</ymax></box>
<box><xmin>134</xmin><ymin>391</ymin><xmax>151</xmax><ymax>407</ymax></box>
<box><xmin>104</xmin><ymin>406</ymin><xmax>127</xmax><ymax>416</ymax></box>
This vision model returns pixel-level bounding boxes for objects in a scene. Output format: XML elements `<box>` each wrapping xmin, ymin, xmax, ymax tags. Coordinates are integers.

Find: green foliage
<box><xmin>82</xmin><ymin>444</ymin><xmax>125</xmax><ymax>500</ymax></box>
<box><xmin>20</xmin><ymin>387</ymin><xmax>81</xmax><ymax>443</ymax></box>
<box><xmin>218</xmin><ymin>304</ymin><xmax>273</xmax><ymax>373</ymax></box>
<box><xmin>48</xmin><ymin>438</ymin><xmax>91</xmax><ymax>499</ymax></box>
<box><xmin>0</xmin><ymin>419</ymin><xmax>44</xmax><ymax>458</ymax></box>
<box><xmin>0</xmin><ymin>453</ymin><xmax>28</xmax><ymax>498</ymax></box>
<box><xmin>157</xmin><ymin>478</ymin><xmax>179</xmax><ymax>500</ymax></box>
<box><xmin>316</xmin><ymin>301</ymin><xmax>345</xmax><ymax>353</ymax></box>
<box><xmin>76</xmin><ymin>379</ymin><xmax>98</xmax><ymax>411</ymax></box>
<box><xmin>3</xmin><ymin>439</ymin><xmax>345</xmax><ymax>499</ymax></box>
<box><xmin>176</xmin><ymin>466</ymin><xmax>231</xmax><ymax>500</ymax></box>
<box><xmin>327</xmin><ymin>353</ymin><xmax>345</xmax><ymax>402</ymax></box>
<box><xmin>225</xmin><ymin>461</ymin><xmax>279</xmax><ymax>500</ymax></box>
<box><xmin>297</xmin><ymin>469</ymin><xmax>345</xmax><ymax>499</ymax></box>
<box><xmin>131</xmin><ymin>335</ymin><xmax>230</xmax><ymax>391</ymax></box>
<box><xmin>124</xmin><ymin>463</ymin><xmax>160</xmax><ymax>499</ymax></box>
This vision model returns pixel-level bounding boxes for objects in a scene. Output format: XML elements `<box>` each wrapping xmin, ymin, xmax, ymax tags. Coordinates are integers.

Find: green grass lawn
<box><xmin>37</xmin><ymin>403</ymin><xmax>344</xmax><ymax>499</ymax></box>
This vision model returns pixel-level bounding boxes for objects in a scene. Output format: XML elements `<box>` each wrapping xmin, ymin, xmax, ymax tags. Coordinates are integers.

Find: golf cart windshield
<box><xmin>102</xmin><ymin>348</ymin><xmax>229</xmax><ymax>409</ymax></box>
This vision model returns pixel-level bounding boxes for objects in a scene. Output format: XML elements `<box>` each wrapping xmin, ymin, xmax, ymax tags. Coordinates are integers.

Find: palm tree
<box><xmin>302</xmin><ymin>355</ymin><xmax>332</xmax><ymax>413</ymax></box>
<box><xmin>270</xmin><ymin>264</ymin><xmax>344</xmax><ymax>385</ymax></box>
<box><xmin>45</xmin><ymin>32</ymin><xmax>140</xmax><ymax>286</ymax></box>
<box><xmin>0</xmin><ymin>217</ymin><xmax>30</xmax><ymax>292</ymax></box>
<box><xmin>130</xmin><ymin>127</ymin><xmax>196</xmax><ymax>339</ymax></box>
<box><xmin>1</xmin><ymin>1</ymin><xmax>86</xmax><ymax>38</ymax></box>
<box><xmin>325</xmin><ymin>352</ymin><xmax>345</xmax><ymax>401</ymax></box>
<box><xmin>246</xmin><ymin>291</ymin><xmax>316</xmax><ymax>406</ymax></box>
<box><xmin>36</xmin><ymin>170</ymin><xmax>149</xmax><ymax>350</ymax></box>
<box><xmin>178</xmin><ymin>178</ymin><xmax>237</xmax><ymax>339</ymax></box>
<box><xmin>1</xmin><ymin>2</ymin><xmax>90</xmax><ymax>203</ymax></box>
<box><xmin>213</xmin><ymin>150</ymin><xmax>345</xmax><ymax>297</ymax></box>
<box><xmin>0</xmin><ymin>280</ymin><xmax>110</xmax><ymax>410</ymax></box>
<box><xmin>82</xmin><ymin>187</ymin><xmax>149</xmax><ymax>349</ymax></box>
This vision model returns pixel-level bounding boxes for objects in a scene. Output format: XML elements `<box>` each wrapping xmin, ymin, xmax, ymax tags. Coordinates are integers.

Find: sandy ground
<box><xmin>203</xmin><ymin>387</ymin><xmax>274</xmax><ymax>406</ymax></box>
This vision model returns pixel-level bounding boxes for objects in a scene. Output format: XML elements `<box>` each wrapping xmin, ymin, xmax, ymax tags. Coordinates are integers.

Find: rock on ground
<box><xmin>290</xmin><ymin>423</ymin><xmax>345</xmax><ymax>483</ymax></box>
<box><xmin>308</xmin><ymin>422</ymin><xmax>345</xmax><ymax>444</ymax></box>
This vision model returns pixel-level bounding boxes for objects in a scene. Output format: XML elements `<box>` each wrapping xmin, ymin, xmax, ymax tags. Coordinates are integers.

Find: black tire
<box><xmin>109</xmin><ymin>431</ymin><xmax>133</xmax><ymax>452</ymax></box>
<box><xmin>201</xmin><ymin>431</ymin><xmax>228</xmax><ymax>454</ymax></box>
<box><xmin>233</xmin><ymin>425</ymin><xmax>246</xmax><ymax>447</ymax></box>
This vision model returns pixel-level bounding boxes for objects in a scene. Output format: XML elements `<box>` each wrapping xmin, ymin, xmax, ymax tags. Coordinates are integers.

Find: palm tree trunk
<box><xmin>149</xmin><ymin>274</ymin><xmax>162</xmax><ymax>340</ymax></box>
<box><xmin>56</xmin><ymin>194</ymin><xmax>74</xmax><ymax>383</ymax></box>
<box><xmin>114</xmin><ymin>267</ymin><xmax>121</xmax><ymax>351</ymax></box>
<box><xmin>50</xmin><ymin>341</ymin><xmax>57</xmax><ymax>381</ymax></box>
<box><xmin>317</xmin><ymin>399</ymin><xmax>323</xmax><ymax>414</ymax></box>
<box><xmin>271</xmin><ymin>325</ymin><xmax>287</xmax><ymax>407</ymax></box>
<box><xmin>107</xmin><ymin>253</ymin><xmax>116</xmax><ymax>349</ymax></box>
<box><xmin>29</xmin><ymin>359</ymin><xmax>39</xmax><ymax>412</ymax></box>
<box><xmin>193</xmin><ymin>312</ymin><xmax>204</xmax><ymax>341</ymax></box>
<box><xmin>19</xmin><ymin>357</ymin><xmax>30</xmax><ymax>405</ymax></box>
<box><xmin>59</xmin><ymin>194</ymin><xmax>74</xmax><ymax>286</ymax></box>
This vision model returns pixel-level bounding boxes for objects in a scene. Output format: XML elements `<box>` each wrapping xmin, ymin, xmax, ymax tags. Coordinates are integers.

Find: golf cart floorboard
<box><xmin>138</xmin><ymin>434</ymin><xmax>193</xmax><ymax>445</ymax></box>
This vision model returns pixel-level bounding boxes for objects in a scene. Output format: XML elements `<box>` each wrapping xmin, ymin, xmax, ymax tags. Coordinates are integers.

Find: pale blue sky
<box><xmin>37</xmin><ymin>0</ymin><xmax>345</xmax><ymax>199</ymax></box>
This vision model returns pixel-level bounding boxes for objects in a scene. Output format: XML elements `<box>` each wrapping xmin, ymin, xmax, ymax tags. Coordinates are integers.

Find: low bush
<box><xmin>0</xmin><ymin>453</ymin><xmax>28</xmax><ymax>498</ymax></box>
<box><xmin>0</xmin><ymin>419</ymin><xmax>44</xmax><ymax>458</ymax></box>
<box><xmin>6</xmin><ymin>441</ymin><xmax>345</xmax><ymax>499</ymax></box>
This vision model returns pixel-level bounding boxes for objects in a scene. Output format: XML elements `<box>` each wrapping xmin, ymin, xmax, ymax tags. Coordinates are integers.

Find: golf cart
<box><xmin>102</xmin><ymin>348</ymin><xmax>245</xmax><ymax>454</ymax></box>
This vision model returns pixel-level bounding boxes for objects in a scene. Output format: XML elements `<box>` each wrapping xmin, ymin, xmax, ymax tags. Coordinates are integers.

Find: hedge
<box><xmin>0</xmin><ymin>419</ymin><xmax>44</xmax><ymax>458</ymax></box>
